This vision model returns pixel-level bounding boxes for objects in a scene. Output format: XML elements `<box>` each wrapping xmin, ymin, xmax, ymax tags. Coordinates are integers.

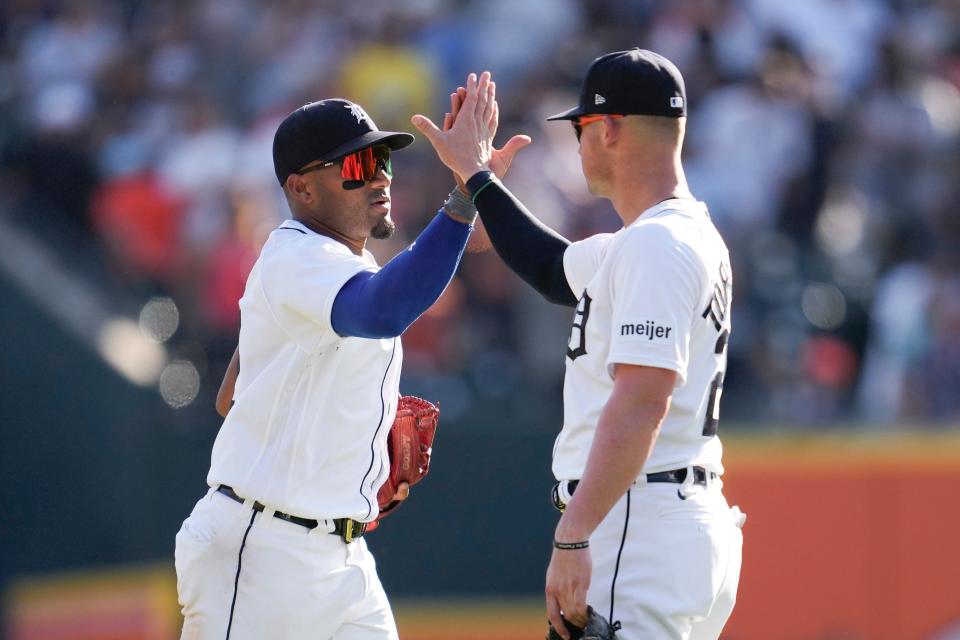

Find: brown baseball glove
<box><xmin>369</xmin><ymin>395</ymin><xmax>439</xmax><ymax>529</ymax></box>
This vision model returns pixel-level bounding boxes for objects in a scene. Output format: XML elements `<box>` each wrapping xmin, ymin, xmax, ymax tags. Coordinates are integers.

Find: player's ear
<box><xmin>286</xmin><ymin>174</ymin><xmax>311</xmax><ymax>203</ymax></box>
<box><xmin>601</xmin><ymin>116</ymin><xmax>621</xmax><ymax>148</ymax></box>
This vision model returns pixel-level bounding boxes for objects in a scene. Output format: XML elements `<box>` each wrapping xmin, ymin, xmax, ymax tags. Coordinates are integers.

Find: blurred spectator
<box><xmin>912</xmin><ymin>278</ymin><xmax>960</xmax><ymax>419</ymax></box>
<box><xmin>466</xmin><ymin>0</ymin><xmax>582</xmax><ymax>88</ymax></box>
<box><xmin>744</xmin><ymin>0</ymin><xmax>893</xmax><ymax>101</ymax></box>
<box><xmin>685</xmin><ymin>37</ymin><xmax>815</xmax><ymax>236</ymax></box>
<box><xmin>90</xmin><ymin>171</ymin><xmax>184</xmax><ymax>284</ymax></box>
<box><xmin>857</xmin><ymin>260</ymin><xmax>936</xmax><ymax>423</ymax></box>
<box><xmin>17</xmin><ymin>2</ymin><xmax>122</xmax><ymax>96</ymax></box>
<box><xmin>1</xmin><ymin>0</ymin><xmax>959</xmax><ymax>425</ymax></box>
<box><xmin>198</xmin><ymin>187</ymin><xmax>272</xmax><ymax>336</ymax></box>
<box><xmin>646</xmin><ymin>0</ymin><xmax>765</xmax><ymax>94</ymax></box>
<box><xmin>338</xmin><ymin>38</ymin><xmax>437</xmax><ymax>132</ymax></box>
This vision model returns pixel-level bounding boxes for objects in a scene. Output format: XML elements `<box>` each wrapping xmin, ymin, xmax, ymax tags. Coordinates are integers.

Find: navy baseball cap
<box><xmin>547</xmin><ymin>48</ymin><xmax>687</xmax><ymax>121</ymax></box>
<box><xmin>273</xmin><ymin>99</ymin><xmax>415</xmax><ymax>185</ymax></box>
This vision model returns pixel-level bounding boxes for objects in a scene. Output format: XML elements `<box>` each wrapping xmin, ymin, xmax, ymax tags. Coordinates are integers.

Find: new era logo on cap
<box><xmin>670</xmin><ymin>96</ymin><xmax>684</xmax><ymax>108</ymax></box>
<box><xmin>594</xmin><ymin>94</ymin><xmax>606</xmax><ymax>105</ymax></box>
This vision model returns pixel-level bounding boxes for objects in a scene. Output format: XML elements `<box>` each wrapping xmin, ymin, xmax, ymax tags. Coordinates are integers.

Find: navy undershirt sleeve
<box><xmin>469</xmin><ymin>176</ymin><xmax>577</xmax><ymax>307</ymax></box>
<box><xmin>331</xmin><ymin>212</ymin><xmax>471</xmax><ymax>338</ymax></box>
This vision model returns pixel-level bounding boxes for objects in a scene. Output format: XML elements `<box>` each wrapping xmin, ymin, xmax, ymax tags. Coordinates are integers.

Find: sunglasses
<box><xmin>297</xmin><ymin>144</ymin><xmax>392</xmax><ymax>189</ymax></box>
<box><xmin>572</xmin><ymin>114</ymin><xmax>625</xmax><ymax>142</ymax></box>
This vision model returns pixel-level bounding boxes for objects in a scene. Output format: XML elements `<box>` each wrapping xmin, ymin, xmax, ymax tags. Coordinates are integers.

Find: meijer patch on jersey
<box><xmin>620</xmin><ymin>320</ymin><xmax>673</xmax><ymax>342</ymax></box>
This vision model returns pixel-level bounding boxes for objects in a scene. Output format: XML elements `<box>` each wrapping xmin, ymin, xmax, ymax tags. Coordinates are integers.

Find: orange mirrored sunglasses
<box><xmin>572</xmin><ymin>114</ymin><xmax>625</xmax><ymax>142</ymax></box>
<box><xmin>297</xmin><ymin>144</ymin><xmax>392</xmax><ymax>186</ymax></box>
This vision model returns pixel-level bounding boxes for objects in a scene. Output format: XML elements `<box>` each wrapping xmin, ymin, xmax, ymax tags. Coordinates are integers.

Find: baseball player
<box><xmin>175</xmin><ymin>74</ymin><xmax>523</xmax><ymax>639</ymax></box>
<box><xmin>413</xmin><ymin>49</ymin><xmax>745</xmax><ymax>639</ymax></box>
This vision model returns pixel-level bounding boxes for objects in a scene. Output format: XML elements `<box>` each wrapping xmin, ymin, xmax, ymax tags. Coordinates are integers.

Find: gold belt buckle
<box><xmin>342</xmin><ymin>518</ymin><xmax>365</xmax><ymax>543</ymax></box>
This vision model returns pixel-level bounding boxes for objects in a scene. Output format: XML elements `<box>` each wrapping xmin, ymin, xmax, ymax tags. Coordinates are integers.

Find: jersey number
<box><xmin>701</xmin><ymin>259</ymin><xmax>732</xmax><ymax>437</ymax></box>
<box><xmin>566</xmin><ymin>292</ymin><xmax>592</xmax><ymax>361</ymax></box>
<box><xmin>702</xmin><ymin>371</ymin><xmax>724</xmax><ymax>437</ymax></box>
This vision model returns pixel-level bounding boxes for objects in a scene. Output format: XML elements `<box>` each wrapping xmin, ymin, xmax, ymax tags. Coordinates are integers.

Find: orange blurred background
<box><xmin>721</xmin><ymin>433</ymin><xmax>960</xmax><ymax>640</ymax></box>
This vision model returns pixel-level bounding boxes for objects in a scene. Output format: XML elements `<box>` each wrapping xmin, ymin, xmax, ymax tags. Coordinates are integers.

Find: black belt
<box><xmin>551</xmin><ymin>466</ymin><xmax>718</xmax><ymax>511</ymax></box>
<box><xmin>216</xmin><ymin>485</ymin><xmax>367</xmax><ymax>542</ymax></box>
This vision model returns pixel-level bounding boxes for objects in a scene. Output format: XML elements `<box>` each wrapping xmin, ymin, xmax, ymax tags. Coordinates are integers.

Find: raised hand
<box><xmin>412</xmin><ymin>72</ymin><xmax>530</xmax><ymax>185</ymax></box>
<box><xmin>445</xmin><ymin>85</ymin><xmax>531</xmax><ymax>184</ymax></box>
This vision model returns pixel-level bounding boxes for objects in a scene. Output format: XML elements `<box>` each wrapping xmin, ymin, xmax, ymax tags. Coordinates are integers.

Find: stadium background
<box><xmin>1</xmin><ymin>0</ymin><xmax>959</xmax><ymax>638</ymax></box>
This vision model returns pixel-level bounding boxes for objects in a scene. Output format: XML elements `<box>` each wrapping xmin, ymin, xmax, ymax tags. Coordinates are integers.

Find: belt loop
<box><xmin>310</xmin><ymin>519</ymin><xmax>331</xmax><ymax>537</ymax></box>
<box><xmin>677</xmin><ymin>466</ymin><xmax>698</xmax><ymax>500</ymax></box>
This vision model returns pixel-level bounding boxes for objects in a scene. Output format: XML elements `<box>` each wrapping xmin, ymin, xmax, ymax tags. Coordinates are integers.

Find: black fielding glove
<box><xmin>546</xmin><ymin>606</ymin><xmax>618</xmax><ymax>640</ymax></box>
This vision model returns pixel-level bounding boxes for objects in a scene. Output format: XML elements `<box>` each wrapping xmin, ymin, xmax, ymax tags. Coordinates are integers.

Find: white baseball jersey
<box><xmin>554</xmin><ymin>198</ymin><xmax>732</xmax><ymax>480</ymax></box>
<box><xmin>207</xmin><ymin>219</ymin><xmax>401</xmax><ymax>522</ymax></box>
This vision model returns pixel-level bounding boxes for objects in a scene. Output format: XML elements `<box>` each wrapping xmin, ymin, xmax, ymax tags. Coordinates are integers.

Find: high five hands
<box><xmin>412</xmin><ymin>71</ymin><xmax>531</xmax><ymax>186</ymax></box>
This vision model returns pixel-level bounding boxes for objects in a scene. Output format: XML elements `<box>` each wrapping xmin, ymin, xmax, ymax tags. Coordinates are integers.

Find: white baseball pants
<box><xmin>175</xmin><ymin>488</ymin><xmax>397</xmax><ymax>640</ymax></box>
<box><xmin>584</xmin><ymin>476</ymin><xmax>744</xmax><ymax>640</ymax></box>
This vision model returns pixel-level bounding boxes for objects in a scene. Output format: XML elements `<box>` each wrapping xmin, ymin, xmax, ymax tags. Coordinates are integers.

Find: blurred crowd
<box><xmin>1</xmin><ymin>0</ymin><xmax>958</xmax><ymax>425</ymax></box>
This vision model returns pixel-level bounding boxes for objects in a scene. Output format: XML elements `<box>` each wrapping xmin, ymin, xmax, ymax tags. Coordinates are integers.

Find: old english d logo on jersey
<box><xmin>567</xmin><ymin>292</ymin><xmax>592</xmax><ymax>360</ymax></box>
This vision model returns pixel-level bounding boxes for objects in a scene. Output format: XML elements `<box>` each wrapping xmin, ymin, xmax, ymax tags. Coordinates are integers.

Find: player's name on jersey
<box><xmin>620</xmin><ymin>320</ymin><xmax>673</xmax><ymax>339</ymax></box>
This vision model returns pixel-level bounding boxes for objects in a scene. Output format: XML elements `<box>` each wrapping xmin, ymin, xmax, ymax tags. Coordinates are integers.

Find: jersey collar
<box><xmin>632</xmin><ymin>197</ymin><xmax>706</xmax><ymax>225</ymax></box>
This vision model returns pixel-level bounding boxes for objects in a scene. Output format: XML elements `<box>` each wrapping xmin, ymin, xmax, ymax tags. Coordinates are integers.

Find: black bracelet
<box><xmin>553</xmin><ymin>539</ymin><xmax>590</xmax><ymax>550</ymax></box>
<box><xmin>465</xmin><ymin>170</ymin><xmax>496</xmax><ymax>202</ymax></box>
